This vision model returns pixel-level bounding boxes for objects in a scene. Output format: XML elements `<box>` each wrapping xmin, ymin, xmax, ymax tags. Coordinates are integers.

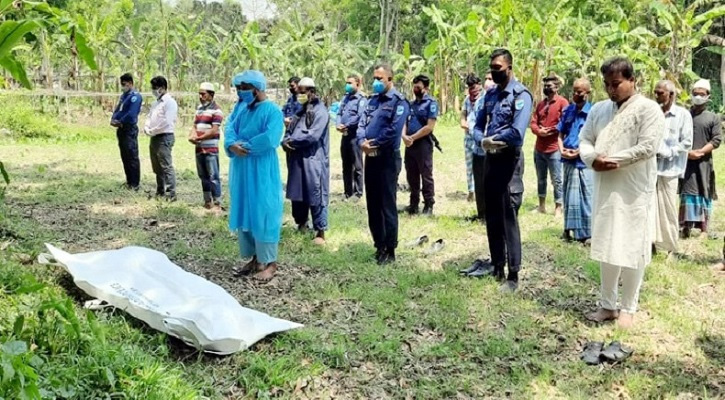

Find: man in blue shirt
<box><xmin>357</xmin><ymin>63</ymin><xmax>410</xmax><ymax>264</ymax></box>
<box><xmin>283</xmin><ymin>76</ymin><xmax>302</xmax><ymax>126</ymax></box>
<box><xmin>558</xmin><ymin>78</ymin><xmax>594</xmax><ymax>243</ymax></box>
<box><xmin>466</xmin><ymin>49</ymin><xmax>533</xmax><ymax>292</ymax></box>
<box><xmin>403</xmin><ymin>74</ymin><xmax>438</xmax><ymax>216</ymax></box>
<box><xmin>110</xmin><ymin>73</ymin><xmax>143</xmax><ymax>191</ymax></box>
<box><xmin>336</xmin><ymin>75</ymin><xmax>366</xmax><ymax>199</ymax></box>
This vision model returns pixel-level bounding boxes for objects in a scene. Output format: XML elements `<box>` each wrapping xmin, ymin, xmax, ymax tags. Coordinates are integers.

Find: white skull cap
<box><xmin>298</xmin><ymin>77</ymin><xmax>316</xmax><ymax>88</ymax></box>
<box><xmin>199</xmin><ymin>82</ymin><xmax>215</xmax><ymax>92</ymax></box>
<box><xmin>692</xmin><ymin>79</ymin><xmax>711</xmax><ymax>92</ymax></box>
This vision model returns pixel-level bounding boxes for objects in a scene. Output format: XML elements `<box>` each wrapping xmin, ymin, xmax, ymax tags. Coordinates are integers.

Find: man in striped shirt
<box><xmin>189</xmin><ymin>82</ymin><xmax>224</xmax><ymax>209</ymax></box>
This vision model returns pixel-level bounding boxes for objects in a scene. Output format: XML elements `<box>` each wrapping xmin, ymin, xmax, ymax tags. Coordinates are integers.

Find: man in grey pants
<box><xmin>144</xmin><ymin>76</ymin><xmax>178</xmax><ymax>200</ymax></box>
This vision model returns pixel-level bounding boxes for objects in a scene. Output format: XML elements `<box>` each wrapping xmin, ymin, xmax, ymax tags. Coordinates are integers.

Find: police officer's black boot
<box><xmin>422</xmin><ymin>203</ymin><xmax>434</xmax><ymax>216</ymax></box>
<box><xmin>493</xmin><ymin>265</ymin><xmax>506</xmax><ymax>282</ymax></box>
<box><xmin>378</xmin><ymin>248</ymin><xmax>396</xmax><ymax>265</ymax></box>
<box><xmin>405</xmin><ymin>205</ymin><xmax>419</xmax><ymax>215</ymax></box>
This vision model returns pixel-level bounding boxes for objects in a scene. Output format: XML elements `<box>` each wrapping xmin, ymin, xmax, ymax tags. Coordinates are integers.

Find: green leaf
<box><xmin>1</xmin><ymin>359</ymin><xmax>14</xmax><ymax>383</ymax></box>
<box><xmin>12</xmin><ymin>316</ymin><xmax>24</xmax><ymax>337</ymax></box>
<box><xmin>104</xmin><ymin>367</ymin><xmax>116</xmax><ymax>388</ymax></box>
<box><xmin>0</xmin><ymin>56</ymin><xmax>31</xmax><ymax>88</ymax></box>
<box><xmin>0</xmin><ymin>20</ymin><xmax>40</xmax><ymax>60</ymax></box>
<box><xmin>693</xmin><ymin>6</ymin><xmax>725</xmax><ymax>26</ymax></box>
<box><xmin>402</xmin><ymin>40</ymin><xmax>411</xmax><ymax>60</ymax></box>
<box><xmin>423</xmin><ymin>39</ymin><xmax>439</xmax><ymax>59</ymax></box>
<box><xmin>2</xmin><ymin>341</ymin><xmax>27</xmax><ymax>356</ymax></box>
<box><xmin>618</xmin><ymin>18</ymin><xmax>630</xmax><ymax>33</ymax></box>
<box><xmin>73</xmin><ymin>31</ymin><xmax>97</xmax><ymax>70</ymax></box>
<box><xmin>704</xmin><ymin>46</ymin><xmax>725</xmax><ymax>55</ymax></box>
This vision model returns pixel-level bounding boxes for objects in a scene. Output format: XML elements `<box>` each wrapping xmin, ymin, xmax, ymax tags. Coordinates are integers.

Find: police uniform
<box><xmin>405</xmin><ymin>93</ymin><xmax>438</xmax><ymax>211</ymax></box>
<box><xmin>283</xmin><ymin>94</ymin><xmax>302</xmax><ymax>119</ymax></box>
<box><xmin>473</xmin><ymin>78</ymin><xmax>533</xmax><ymax>281</ymax></box>
<box><xmin>111</xmin><ymin>89</ymin><xmax>143</xmax><ymax>188</ymax></box>
<box><xmin>357</xmin><ymin>88</ymin><xmax>409</xmax><ymax>261</ymax></box>
<box><xmin>337</xmin><ymin>91</ymin><xmax>366</xmax><ymax>198</ymax></box>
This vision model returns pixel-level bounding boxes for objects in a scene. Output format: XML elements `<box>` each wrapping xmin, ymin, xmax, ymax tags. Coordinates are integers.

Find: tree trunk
<box><xmin>70</xmin><ymin>28</ymin><xmax>80</xmax><ymax>91</ymax></box>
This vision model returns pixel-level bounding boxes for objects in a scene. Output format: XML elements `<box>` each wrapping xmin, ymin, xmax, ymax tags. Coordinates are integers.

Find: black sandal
<box><xmin>580</xmin><ymin>341</ymin><xmax>604</xmax><ymax>365</ymax></box>
<box><xmin>600</xmin><ymin>341</ymin><xmax>633</xmax><ymax>363</ymax></box>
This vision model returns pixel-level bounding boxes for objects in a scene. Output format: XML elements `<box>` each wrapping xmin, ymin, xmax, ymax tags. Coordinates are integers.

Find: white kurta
<box><xmin>579</xmin><ymin>94</ymin><xmax>665</xmax><ymax>269</ymax></box>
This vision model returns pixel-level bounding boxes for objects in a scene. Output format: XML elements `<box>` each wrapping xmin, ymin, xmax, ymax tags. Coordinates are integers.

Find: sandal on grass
<box><xmin>580</xmin><ymin>341</ymin><xmax>604</xmax><ymax>365</ymax></box>
<box><xmin>600</xmin><ymin>341</ymin><xmax>633</xmax><ymax>363</ymax></box>
<box><xmin>232</xmin><ymin>257</ymin><xmax>259</xmax><ymax>277</ymax></box>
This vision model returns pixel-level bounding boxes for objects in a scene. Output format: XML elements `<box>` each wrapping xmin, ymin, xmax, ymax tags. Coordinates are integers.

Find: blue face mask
<box><xmin>238</xmin><ymin>89</ymin><xmax>255</xmax><ymax>103</ymax></box>
<box><xmin>345</xmin><ymin>83</ymin><xmax>354</xmax><ymax>94</ymax></box>
<box><xmin>372</xmin><ymin>79</ymin><xmax>385</xmax><ymax>94</ymax></box>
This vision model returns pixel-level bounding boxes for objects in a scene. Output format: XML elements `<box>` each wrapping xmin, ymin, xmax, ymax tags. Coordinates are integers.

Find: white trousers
<box><xmin>600</xmin><ymin>261</ymin><xmax>646</xmax><ymax>314</ymax></box>
<box><xmin>654</xmin><ymin>175</ymin><xmax>679</xmax><ymax>253</ymax></box>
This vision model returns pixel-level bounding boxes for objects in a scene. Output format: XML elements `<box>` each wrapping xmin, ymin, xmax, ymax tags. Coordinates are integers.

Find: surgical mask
<box><xmin>692</xmin><ymin>95</ymin><xmax>709</xmax><ymax>106</ymax></box>
<box><xmin>122</xmin><ymin>86</ymin><xmax>131</xmax><ymax>93</ymax></box>
<box><xmin>543</xmin><ymin>87</ymin><xmax>554</xmax><ymax>96</ymax></box>
<box><xmin>345</xmin><ymin>83</ymin><xmax>354</xmax><ymax>94</ymax></box>
<box><xmin>239</xmin><ymin>89</ymin><xmax>255</xmax><ymax>104</ymax></box>
<box><xmin>490</xmin><ymin>69</ymin><xmax>508</xmax><ymax>85</ymax></box>
<box><xmin>372</xmin><ymin>79</ymin><xmax>385</xmax><ymax>94</ymax></box>
<box><xmin>297</xmin><ymin>93</ymin><xmax>309</xmax><ymax>104</ymax></box>
<box><xmin>483</xmin><ymin>79</ymin><xmax>495</xmax><ymax>91</ymax></box>
<box><xmin>152</xmin><ymin>89</ymin><xmax>161</xmax><ymax>98</ymax></box>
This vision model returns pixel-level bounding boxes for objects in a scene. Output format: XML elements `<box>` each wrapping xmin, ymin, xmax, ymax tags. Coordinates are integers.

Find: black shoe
<box><xmin>405</xmin><ymin>205</ymin><xmax>419</xmax><ymax>215</ymax></box>
<box><xmin>493</xmin><ymin>267</ymin><xmax>506</xmax><ymax>282</ymax></box>
<box><xmin>165</xmin><ymin>194</ymin><xmax>177</xmax><ymax>202</ymax></box>
<box><xmin>374</xmin><ymin>248</ymin><xmax>386</xmax><ymax>263</ymax></box>
<box><xmin>467</xmin><ymin>263</ymin><xmax>496</xmax><ymax>278</ymax></box>
<box><xmin>422</xmin><ymin>204</ymin><xmax>434</xmax><ymax>216</ymax></box>
<box><xmin>378</xmin><ymin>249</ymin><xmax>396</xmax><ymax>265</ymax></box>
<box><xmin>460</xmin><ymin>258</ymin><xmax>491</xmax><ymax>275</ymax></box>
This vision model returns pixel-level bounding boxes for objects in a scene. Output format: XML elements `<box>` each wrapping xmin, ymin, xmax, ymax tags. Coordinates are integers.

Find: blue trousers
<box><xmin>534</xmin><ymin>150</ymin><xmax>563</xmax><ymax>204</ymax></box>
<box><xmin>195</xmin><ymin>152</ymin><xmax>221</xmax><ymax>203</ymax></box>
<box><xmin>116</xmin><ymin>125</ymin><xmax>140</xmax><ymax>187</ymax></box>
<box><xmin>292</xmin><ymin>201</ymin><xmax>328</xmax><ymax>231</ymax></box>
<box><xmin>238</xmin><ymin>231</ymin><xmax>278</xmax><ymax>264</ymax></box>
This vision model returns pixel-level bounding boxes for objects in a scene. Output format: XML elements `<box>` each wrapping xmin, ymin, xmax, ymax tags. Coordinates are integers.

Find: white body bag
<box><xmin>41</xmin><ymin>244</ymin><xmax>303</xmax><ymax>355</ymax></box>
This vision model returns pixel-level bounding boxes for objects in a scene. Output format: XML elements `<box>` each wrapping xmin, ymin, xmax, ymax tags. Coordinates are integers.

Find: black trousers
<box><xmin>341</xmin><ymin>134</ymin><xmax>363</xmax><ymax>198</ymax></box>
<box><xmin>472</xmin><ymin>153</ymin><xmax>487</xmax><ymax>219</ymax></box>
<box><xmin>365</xmin><ymin>148</ymin><xmax>402</xmax><ymax>251</ymax></box>
<box><xmin>116</xmin><ymin>125</ymin><xmax>140</xmax><ymax>187</ymax></box>
<box><xmin>483</xmin><ymin>147</ymin><xmax>522</xmax><ymax>273</ymax></box>
<box><xmin>404</xmin><ymin>139</ymin><xmax>435</xmax><ymax>207</ymax></box>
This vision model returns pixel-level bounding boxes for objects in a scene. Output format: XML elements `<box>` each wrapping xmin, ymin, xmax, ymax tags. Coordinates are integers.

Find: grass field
<box><xmin>0</xmin><ymin>110</ymin><xmax>724</xmax><ymax>399</ymax></box>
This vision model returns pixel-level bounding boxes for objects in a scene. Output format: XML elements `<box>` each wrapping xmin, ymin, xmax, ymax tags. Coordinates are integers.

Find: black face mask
<box><xmin>491</xmin><ymin>69</ymin><xmax>508</xmax><ymax>85</ymax></box>
<box><xmin>543</xmin><ymin>87</ymin><xmax>554</xmax><ymax>96</ymax></box>
<box><xmin>413</xmin><ymin>88</ymin><xmax>423</xmax><ymax>98</ymax></box>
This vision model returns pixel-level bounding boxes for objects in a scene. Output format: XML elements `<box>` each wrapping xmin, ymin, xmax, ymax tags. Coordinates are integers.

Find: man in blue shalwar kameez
<box><xmin>282</xmin><ymin>77</ymin><xmax>330</xmax><ymax>245</ymax></box>
<box><xmin>225</xmin><ymin>70</ymin><xmax>285</xmax><ymax>281</ymax></box>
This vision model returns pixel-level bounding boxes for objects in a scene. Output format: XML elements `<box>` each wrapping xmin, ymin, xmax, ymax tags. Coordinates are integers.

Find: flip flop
<box><xmin>600</xmin><ymin>341</ymin><xmax>633</xmax><ymax>363</ymax></box>
<box><xmin>580</xmin><ymin>341</ymin><xmax>604</xmax><ymax>365</ymax></box>
<box><xmin>425</xmin><ymin>239</ymin><xmax>445</xmax><ymax>255</ymax></box>
<box><xmin>232</xmin><ymin>258</ymin><xmax>260</xmax><ymax>277</ymax></box>
<box><xmin>406</xmin><ymin>235</ymin><xmax>429</xmax><ymax>248</ymax></box>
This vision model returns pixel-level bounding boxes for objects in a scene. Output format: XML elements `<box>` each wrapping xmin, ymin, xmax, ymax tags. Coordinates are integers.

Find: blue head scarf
<box><xmin>239</xmin><ymin>70</ymin><xmax>267</xmax><ymax>91</ymax></box>
<box><xmin>232</xmin><ymin>72</ymin><xmax>245</xmax><ymax>87</ymax></box>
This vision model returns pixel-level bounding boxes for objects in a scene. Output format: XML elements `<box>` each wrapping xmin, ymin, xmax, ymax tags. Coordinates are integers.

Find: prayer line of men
<box><xmin>110</xmin><ymin>48</ymin><xmax>721</xmax><ymax>328</ymax></box>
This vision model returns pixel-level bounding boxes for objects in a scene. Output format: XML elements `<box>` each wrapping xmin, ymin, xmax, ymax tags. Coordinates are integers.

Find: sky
<box><xmin>167</xmin><ymin>0</ymin><xmax>278</xmax><ymax>20</ymax></box>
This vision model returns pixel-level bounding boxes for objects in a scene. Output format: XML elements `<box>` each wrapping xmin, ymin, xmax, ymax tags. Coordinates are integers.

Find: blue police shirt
<box><xmin>473</xmin><ymin>79</ymin><xmax>533</xmax><ymax>148</ymax></box>
<box><xmin>407</xmin><ymin>93</ymin><xmax>438</xmax><ymax>138</ymax></box>
<box><xmin>356</xmin><ymin>88</ymin><xmax>409</xmax><ymax>150</ymax></box>
<box><xmin>557</xmin><ymin>101</ymin><xmax>591</xmax><ymax>169</ymax></box>
<box><xmin>283</xmin><ymin>94</ymin><xmax>302</xmax><ymax>118</ymax></box>
<box><xmin>337</xmin><ymin>92</ymin><xmax>366</xmax><ymax>136</ymax></box>
<box><xmin>111</xmin><ymin>90</ymin><xmax>142</xmax><ymax>126</ymax></box>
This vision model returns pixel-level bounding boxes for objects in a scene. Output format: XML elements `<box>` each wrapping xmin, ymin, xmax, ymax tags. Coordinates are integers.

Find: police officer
<box><xmin>283</xmin><ymin>76</ymin><xmax>302</xmax><ymax>126</ymax></box>
<box><xmin>403</xmin><ymin>74</ymin><xmax>438</xmax><ymax>216</ymax></box>
<box><xmin>467</xmin><ymin>49</ymin><xmax>533</xmax><ymax>292</ymax></box>
<box><xmin>110</xmin><ymin>73</ymin><xmax>143</xmax><ymax>191</ymax></box>
<box><xmin>336</xmin><ymin>75</ymin><xmax>366</xmax><ymax>200</ymax></box>
<box><xmin>357</xmin><ymin>64</ymin><xmax>410</xmax><ymax>265</ymax></box>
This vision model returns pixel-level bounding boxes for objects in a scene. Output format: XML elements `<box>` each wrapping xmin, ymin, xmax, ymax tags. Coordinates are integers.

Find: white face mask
<box><xmin>152</xmin><ymin>89</ymin><xmax>162</xmax><ymax>99</ymax></box>
<box><xmin>692</xmin><ymin>95</ymin><xmax>709</xmax><ymax>106</ymax></box>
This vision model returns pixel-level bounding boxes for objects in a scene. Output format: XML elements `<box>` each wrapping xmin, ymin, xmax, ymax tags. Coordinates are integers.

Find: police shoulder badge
<box><xmin>515</xmin><ymin>98</ymin><xmax>525</xmax><ymax>110</ymax></box>
<box><xmin>396</xmin><ymin>105</ymin><xmax>405</xmax><ymax>116</ymax></box>
<box><xmin>430</xmin><ymin>103</ymin><xmax>437</xmax><ymax>113</ymax></box>
<box><xmin>131</xmin><ymin>96</ymin><xmax>138</xmax><ymax>103</ymax></box>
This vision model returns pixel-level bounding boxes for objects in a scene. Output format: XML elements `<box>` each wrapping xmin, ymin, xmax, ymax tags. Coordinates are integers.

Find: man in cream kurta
<box><xmin>579</xmin><ymin>57</ymin><xmax>665</xmax><ymax>329</ymax></box>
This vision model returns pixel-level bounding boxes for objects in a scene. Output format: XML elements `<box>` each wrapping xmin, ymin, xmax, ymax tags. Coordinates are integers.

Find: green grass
<box><xmin>0</xmin><ymin>109</ymin><xmax>724</xmax><ymax>399</ymax></box>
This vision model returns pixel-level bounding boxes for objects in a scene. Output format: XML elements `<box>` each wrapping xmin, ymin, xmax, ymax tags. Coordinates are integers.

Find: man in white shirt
<box><xmin>144</xmin><ymin>76</ymin><xmax>178</xmax><ymax>201</ymax></box>
<box><xmin>653</xmin><ymin>80</ymin><xmax>693</xmax><ymax>256</ymax></box>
